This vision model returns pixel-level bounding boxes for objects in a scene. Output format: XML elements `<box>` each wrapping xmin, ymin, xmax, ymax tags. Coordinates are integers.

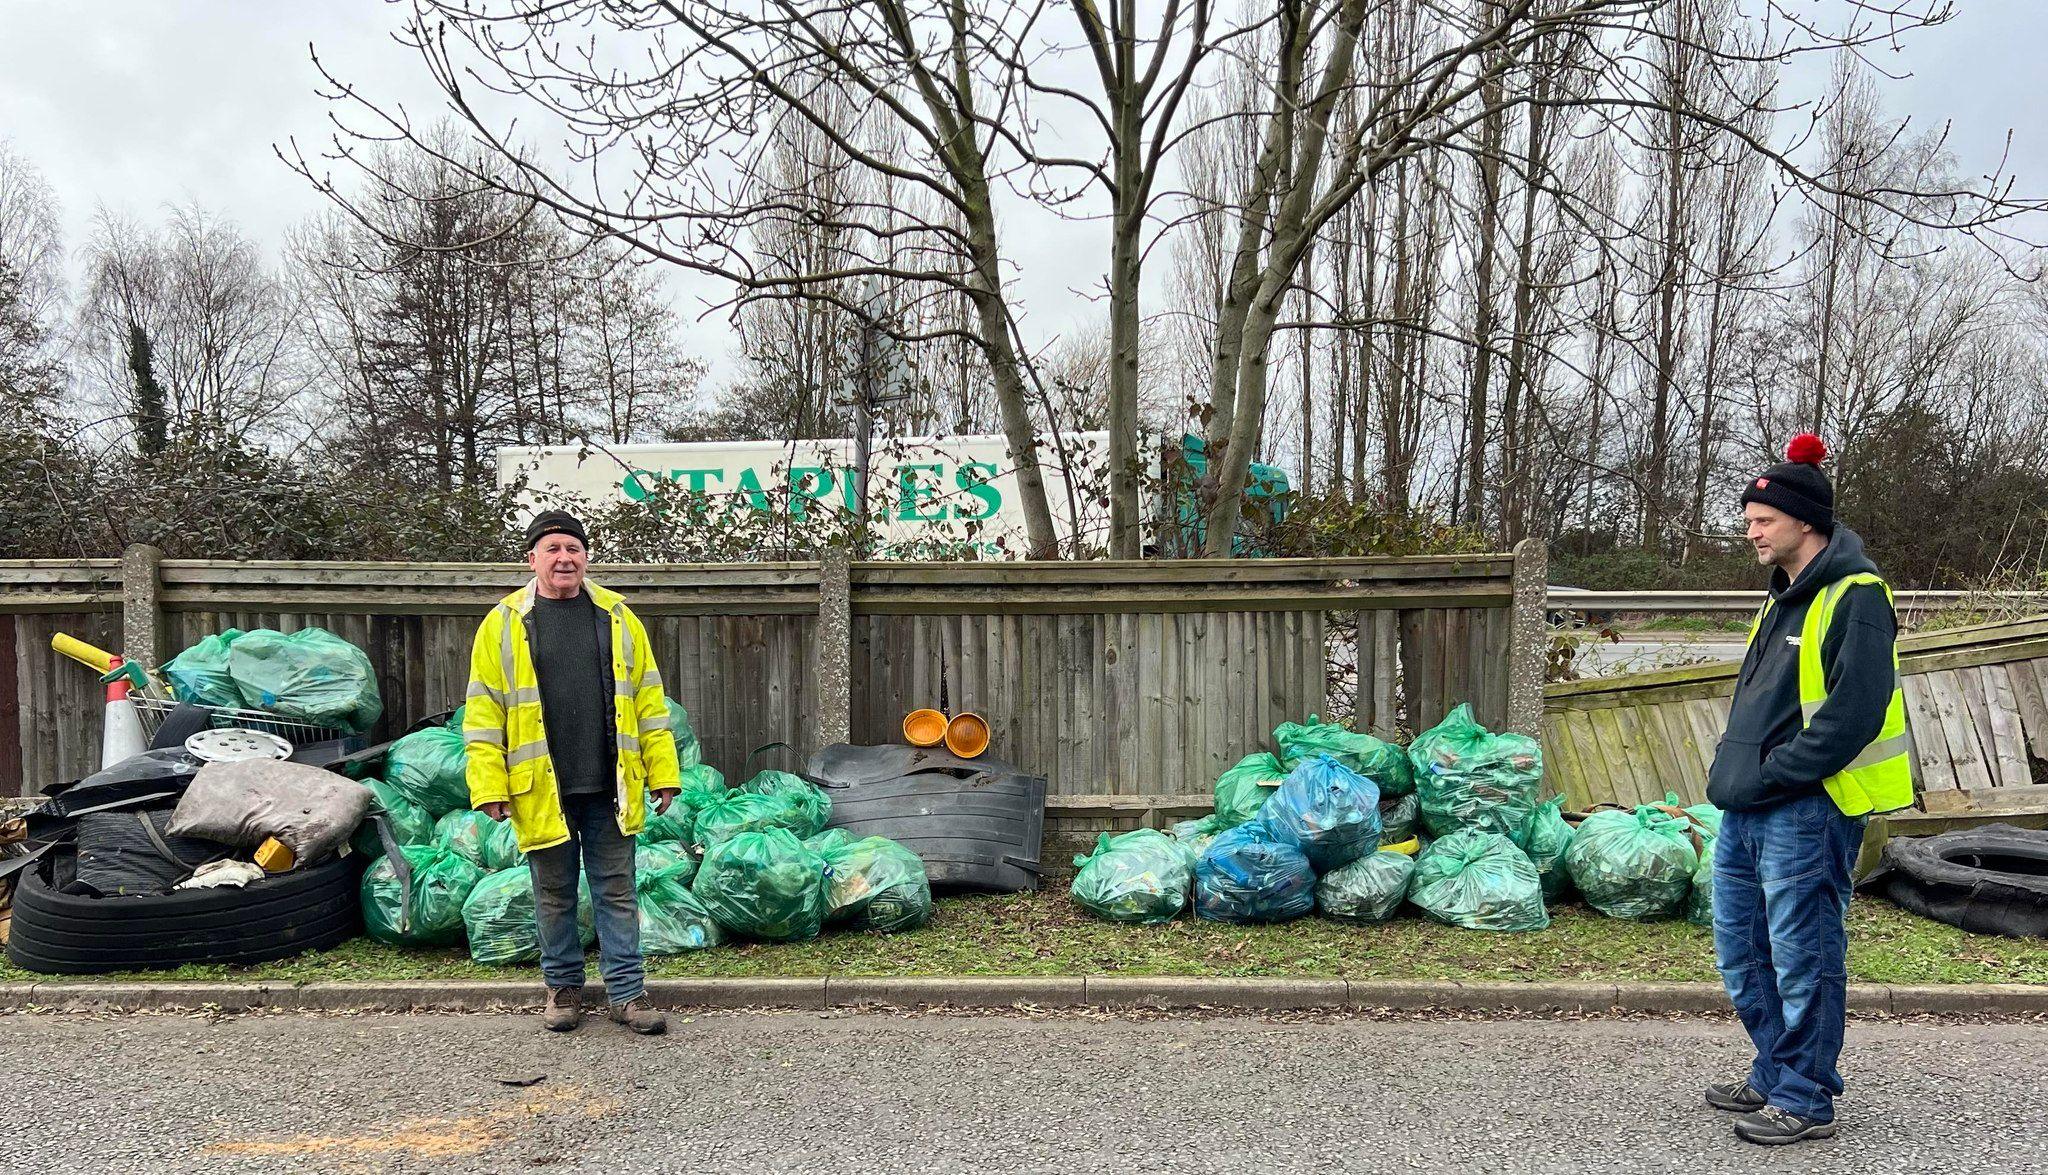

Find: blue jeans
<box><xmin>1713</xmin><ymin>790</ymin><xmax>1866</xmax><ymax>1122</ymax></box>
<box><xmin>527</xmin><ymin>794</ymin><xmax>643</xmax><ymax>1005</ymax></box>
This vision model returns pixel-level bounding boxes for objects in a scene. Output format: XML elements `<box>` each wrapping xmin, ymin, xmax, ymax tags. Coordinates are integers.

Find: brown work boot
<box><xmin>543</xmin><ymin>985</ymin><xmax>583</xmax><ymax>1032</ymax></box>
<box><xmin>608</xmin><ymin>995</ymin><xmax>667</xmax><ymax>1035</ymax></box>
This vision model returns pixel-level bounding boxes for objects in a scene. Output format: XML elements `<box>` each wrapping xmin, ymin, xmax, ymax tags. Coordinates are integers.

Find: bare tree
<box><xmin>291</xmin><ymin>0</ymin><xmax>1073</xmax><ymax>556</ymax></box>
<box><xmin>77</xmin><ymin>204</ymin><xmax>305</xmax><ymax>448</ymax></box>
<box><xmin>1186</xmin><ymin>0</ymin><xmax>2040</xmax><ymax>554</ymax></box>
<box><xmin>0</xmin><ymin>141</ymin><xmax>64</xmax><ymax>332</ymax></box>
<box><xmin>0</xmin><ymin>142</ymin><xmax>65</xmax><ymax>418</ymax></box>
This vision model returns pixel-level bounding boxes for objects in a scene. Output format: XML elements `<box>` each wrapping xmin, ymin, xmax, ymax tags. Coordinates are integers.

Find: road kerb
<box><xmin>294</xmin><ymin>981</ymin><xmax>532</xmax><ymax>1012</ymax></box>
<box><xmin>1846</xmin><ymin>984</ymin><xmax>1895</xmax><ymax>1015</ymax></box>
<box><xmin>0</xmin><ymin>978</ymin><xmax>2042</xmax><ymax>1016</ymax></box>
<box><xmin>1610</xmin><ymin>982</ymin><xmax>1729</xmax><ymax>1014</ymax></box>
<box><xmin>1887</xmin><ymin>983</ymin><xmax>2048</xmax><ymax>1016</ymax></box>
<box><xmin>645</xmin><ymin>977</ymin><xmax>828</xmax><ymax>1010</ymax></box>
<box><xmin>827</xmin><ymin>975</ymin><xmax>1087</xmax><ymax>1009</ymax></box>
<box><xmin>22</xmin><ymin>982</ymin><xmax>286</xmax><ymax>1012</ymax></box>
<box><xmin>1085</xmin><ymin>977</ymin><xmax>1349</xmax><ymax>1010</ymax></box>
<box><xmin>1457</xmin><ymin>981</ymin><xmax>1622</xmax><ymax>1012</ymax></box>
<box><xmin>1343</xmin><ymin>980</ymin><xmax>1464</xmax><ymax>1010</ymax></box>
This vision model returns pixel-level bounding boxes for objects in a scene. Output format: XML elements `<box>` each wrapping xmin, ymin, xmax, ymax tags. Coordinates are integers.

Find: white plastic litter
<box><xmin>174</xmin><ymin>860</ymin><xmax>266</xmax><ymax>890</ymax></box>
<box><xmin>184</xmin><ymin>727</ymin><xmax>293</xmax><ymax>763</ymax></box>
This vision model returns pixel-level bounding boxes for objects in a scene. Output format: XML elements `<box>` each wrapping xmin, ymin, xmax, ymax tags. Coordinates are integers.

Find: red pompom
<box><xmin>1786</xmin><ymin>432</ymin><xmax>1828</xmax><ymax>465</ymax></box>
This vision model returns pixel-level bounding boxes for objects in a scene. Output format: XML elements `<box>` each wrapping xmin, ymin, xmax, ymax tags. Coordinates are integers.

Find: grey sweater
<box><xmin>530</xmin><ymin>591</ymin><xmax>613</xmax><ymax>798</ymax></box>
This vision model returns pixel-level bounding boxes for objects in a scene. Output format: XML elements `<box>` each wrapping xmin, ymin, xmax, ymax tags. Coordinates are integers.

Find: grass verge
<box><xmin>4</xmin><ymin>891</ymin><xmax>2043</xmax><ymax>987</ymax></box>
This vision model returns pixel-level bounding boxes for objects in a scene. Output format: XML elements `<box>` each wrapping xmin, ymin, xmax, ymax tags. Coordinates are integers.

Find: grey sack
<box><xmin>168</xmin><ymin>758</ymin><xmax>371</xmax><ymax>865</ymax></box>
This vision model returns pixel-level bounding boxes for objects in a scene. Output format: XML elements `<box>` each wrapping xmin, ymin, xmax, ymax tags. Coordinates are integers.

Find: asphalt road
<box><xmin>5</xmin><ymin>1009</ymin><xmax>2042</xmax><ymax>1174</ymax></box>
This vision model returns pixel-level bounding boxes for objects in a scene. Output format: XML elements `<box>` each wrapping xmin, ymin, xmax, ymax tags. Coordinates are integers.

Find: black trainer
<box><xmin>1733</xmin><ymin>1106</ymin><xmax>1838</xmax><ymax>1146</ymax></box>
<box><xmin>1704</xmin><ymin>1079</ymin><xmax>1767</xmax><ymax>1112</ymax></box>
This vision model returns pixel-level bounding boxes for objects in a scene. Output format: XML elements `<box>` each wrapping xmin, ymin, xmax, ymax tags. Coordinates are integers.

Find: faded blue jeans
<box><xmin>527</xmin><ymin>794</ymin><xmax>643</xmax><ymax>1005</ymax></box>
<box><xmin>1713</xmin><ymin>790</ymin><xmax>1866</xmax><ymax>1122</ymax></box>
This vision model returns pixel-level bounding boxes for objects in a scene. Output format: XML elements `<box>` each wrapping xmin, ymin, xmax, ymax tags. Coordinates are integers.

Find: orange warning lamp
<box><xmin>944</xmin><ymin>711</ymin><xmax>990</xmax><ymax>759</ymax></box>
<box><xmin>902</xmin><ymin>708</ymin><xmax>948</xmax><ymax>747</ymax></box>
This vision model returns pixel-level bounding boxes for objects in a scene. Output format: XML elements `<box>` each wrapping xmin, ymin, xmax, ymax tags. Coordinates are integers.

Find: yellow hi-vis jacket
<box><xmin>462</xmin><ymin>578</ymin><xmax>679</xmax><ymax>851</ymax></box>
<box><xmin>1745</xmin><ymin>571</ymin><xmax>1915</xmax><ymax>816</ymax></box>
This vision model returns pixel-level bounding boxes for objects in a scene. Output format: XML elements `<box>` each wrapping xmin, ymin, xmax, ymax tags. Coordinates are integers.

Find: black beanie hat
<box><xmin>524</xmin><ymin>510</ymin><xmax>589</xmax><ymax>552</ymax></box>
<box><xmin>1740</xmin><ymin>433</ymin><xmax>1834</xmax><ymax>534</ymax></box>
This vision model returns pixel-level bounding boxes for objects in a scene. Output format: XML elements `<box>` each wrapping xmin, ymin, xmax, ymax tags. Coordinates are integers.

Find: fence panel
<box><xmin>0</xmin><ymin>562</ymin><xmax>123</xmax><ymax>794</ymax></box>
<box><xmin>848</xmin><ymin>557</ymin><xmax>1526</xmax><ymax>830</ymax></box>
<box><xmin>3</xmin><ymin>552</ymin><xmax>1539</xmax><ymax>812</ymax></box>
<box><xmin>1542</xmin><ymin>615</ymin><xmax>2048</xmax><ymax>818</ymax></box>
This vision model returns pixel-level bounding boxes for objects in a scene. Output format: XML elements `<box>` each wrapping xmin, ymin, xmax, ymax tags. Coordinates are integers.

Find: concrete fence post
<box><xmin>1507</xmin><ymin>537</ymin><xmax>1548</xmax><ymax>737</ymax></box>
<box><xmin>120</xmin><ymin>544</ymin><xmax>165</xmax><ymax>670</ymax></box>
<box><xmin>814</xmin><ymin>549</ymin><xmax>853</xmax><ymax>749</ymax></box>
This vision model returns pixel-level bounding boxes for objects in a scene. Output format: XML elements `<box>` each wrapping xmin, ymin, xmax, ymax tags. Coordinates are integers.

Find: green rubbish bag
<box><xmin>227</xmin><ymin>627</ymin><xmax>382</xmax><ymax>733</ymax></box>
<box><xmin>691</xmin><ymin>828</ymin><xmax>829</xmax><ymax>942</ymax></box>
<box><xmin>445</xmin><ymin>703</ymin><xmax>466</xmax><ymax>732</ymax></box>
<box><xmin>1169</xmin><ymin>815</ymin><xmax>1224</xmax><ymax>867</ymax></box>
<box><xmin>1518</xmin><ymin>796</ymin><xmax>1576</xmax><ymax>900</ymax></box>
<box><xmin>1378</xmin><ymin>793</ymin><xmax>1419</xmax><ymax>846</ymax></box>
<box><xmin>816</xmin><ymin>835</ymin><xmax>932</xmax><ymax>932</ymax></box>
<box><xmin>362</xmin><ymin>845</ymin><xmax>486</xmax><ymax>947</ymax></box>
<box><xmin>1275</xmin><ymin>715</ymin><xmax>1414</xmax><ymax>796</ymax></box>
<box><xmin>1408</xmin><ymin>704</ymin><xmax>1544</xmax><ymax>840</ymax></box>
<box><xmin>1685</xmin><ymin>802</ymin><xmax>1724</xmax><ymax>839</ymax></box>
<box><xmin>1214</xmin><ymin>752</ymin><xmax>1287</xmax><ymax>828</ymax></box>
<box><xmin>1407</xmin><ymin>829</ymin><xmax>1549</xmax><ymax>932</ymax></box>
<box><xmin>677</xmin><ymin>763</ymin><xmax>727</xmax><ymax>811</ymax></box>
<box><xmin>741</xmin><ymin>770</ymin><xmax>831</xmax><ymax>839</ymax></box>
<box><xmin>690</xmin><ymin>791</ymin><xmax>795</xmax><ymax>852</ymax></box>
<box><xmin>664</xmin><ymin>697</ymin><xmax>703</xmax><ymax>771</ymax></box>
<box><xmin>804</xmin><ymin>828</ymin><xmax>854</xmax><ymax>855</ymax></box>
<box><xmin>637</xmin><ymin>840</ymin><xmax>696</xmax><ymax>877</ymax></box>
<box><xmin>1565</xmin><ymin>805</ymin><xmax>1700</xmax><ymax>921</ymax></box>
<box><xmin>163</xmin><ymin>629</ymin><xmax>243</xmax><ymax>707</ymax></box>
<box><xmin>1316</xmin><ymin>849</ymin><xmax>1416</xmax><ymax>923</ymax></box>
<box><xmin>1071</xmin><ymin>829</ymin><xmax>1192</xmax><ymax>925</ymax></box>
<box><xmin>352</xmin><ymin>778</ymin><xmax>434</xmax><ymax>858</ymax></box>
<box><xmin>383</xmin><ymin>727</ymin><xmax>473</xmax><ymax>818</ymax></box>
<box><xmin>639</xmin><ymin>863</ymin><xmax>724</xmax><ymax>954</ymax></box>
<box><xmin>1686</xmin><ymin>845</ymin><xmax>1715</xmax><ymax>927</ymax></box>
<box><xmin>637</xmin><ymin>793</ymin><xmax>693</xmax><ymax>846</ymax></box>
<box><xmin>461</xmin><ymin>867</ymin><xmax>596</xmax><ymax>966</ymax></box>
<box><xmin>435</xmin><ymin>808</ymin><xmax>522</xmax><ymax>872</ymax></box>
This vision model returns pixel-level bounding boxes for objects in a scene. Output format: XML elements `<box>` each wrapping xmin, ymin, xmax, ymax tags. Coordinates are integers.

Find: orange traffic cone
<box><xmin>100</xmin><ymin>655</ymin><xmax>148</xmax><ymax>768</ymax></box>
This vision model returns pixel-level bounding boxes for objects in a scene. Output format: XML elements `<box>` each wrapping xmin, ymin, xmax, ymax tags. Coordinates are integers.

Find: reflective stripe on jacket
<box><xmin>462</xmin><ymin>577</ymin><xmax>680</xmax><ymax>851</ymax></box>
<box><xmin>1745</xmin><ymin>571</ymin><xmax>1915</xmax><ymax>816</ymax></box>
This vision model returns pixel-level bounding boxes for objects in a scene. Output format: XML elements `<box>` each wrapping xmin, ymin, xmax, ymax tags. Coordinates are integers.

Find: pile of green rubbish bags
<box><xmin>1071</xmin><ymin>705</ymin><xmax>1724</xmax><ymax>933</ymax></box>
<box><xmin>162</xmin><ymin>626</ymin><xmax>383</xmax><ymax>733</ymax></box>
<box><xmin>355</xmin><ymin>701</ymin><xmax>933</xmax><ymax>964</ymax></box>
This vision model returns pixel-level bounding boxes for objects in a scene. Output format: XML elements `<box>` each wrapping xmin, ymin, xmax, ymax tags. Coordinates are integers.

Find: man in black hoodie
<box><xmin>1703</xmin><ymin>434</ymin><xmax>1910</xmax><ymax>1146</ymax></box>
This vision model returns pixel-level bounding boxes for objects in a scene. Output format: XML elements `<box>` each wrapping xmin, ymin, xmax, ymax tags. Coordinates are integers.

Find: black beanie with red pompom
<box><xmin>1741</xmin><ymin>433</ymin><xmax>1834</xmax><ymax>534</ymax></box>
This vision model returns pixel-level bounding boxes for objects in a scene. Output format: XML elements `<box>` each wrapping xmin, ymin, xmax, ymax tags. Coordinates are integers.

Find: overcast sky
<box><xmin>3</xmin><ymin>0</ymin><xmax>2045</xmax><ymax>385</ymax></box>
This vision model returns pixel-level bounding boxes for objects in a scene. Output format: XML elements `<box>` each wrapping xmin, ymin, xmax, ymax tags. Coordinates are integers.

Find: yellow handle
<box><xmin>51</xmin><ymin>632</ymin><xmax>115</xmax><ymax>673</ymax></box>
<box><xmin>1382</xmin><ymin>836</ymin><xmax>1421</xmax><ymax>857</ymax></box>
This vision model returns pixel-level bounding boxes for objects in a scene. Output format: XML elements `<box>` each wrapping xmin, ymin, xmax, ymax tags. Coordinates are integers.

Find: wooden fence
<box><xmin>1543</xmin><ymin>615</ymin><xmax>2048</xmax><ymax>820</ymax></box>
<box><xmin>1</xmin><ymin>546</ymin><xmax>1549</xmax><ymax>825</ymax></box>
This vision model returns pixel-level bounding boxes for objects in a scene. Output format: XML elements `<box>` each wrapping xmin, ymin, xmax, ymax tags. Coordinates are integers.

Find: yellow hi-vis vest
<box><xmin>1745</xmin><ymin>572</ymin><xmax>1915</xmax><ymax>816</ymax></box>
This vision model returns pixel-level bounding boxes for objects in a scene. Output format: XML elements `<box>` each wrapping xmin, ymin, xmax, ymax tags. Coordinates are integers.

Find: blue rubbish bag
<box><xmin>1193</xmin><ymin>822</ymin><xmax>1316</xmax><ymax>924</ymax></box>
<box><xmin>1257</xmin><ymin>755</ymin><xmax>1381</xmax><ymax>872</ymax></box>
